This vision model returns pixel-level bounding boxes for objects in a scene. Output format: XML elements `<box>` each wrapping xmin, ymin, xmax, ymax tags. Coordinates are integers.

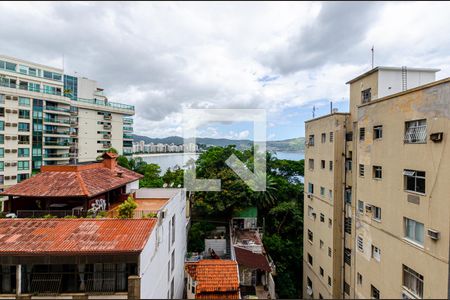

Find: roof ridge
<box><xmin>76</xmin><ymin>171</ymin><xmax>90</xmax><ymax>196</ymax></box>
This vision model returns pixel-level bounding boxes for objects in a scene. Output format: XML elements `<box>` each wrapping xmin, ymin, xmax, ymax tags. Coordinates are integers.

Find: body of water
<box><xmin>134</xmin><ymin>151</ymin><xmax>304</xmax><ymax>172</ymax></box>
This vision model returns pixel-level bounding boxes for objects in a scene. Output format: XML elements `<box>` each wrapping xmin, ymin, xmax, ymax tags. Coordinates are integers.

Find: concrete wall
<box><xmin>378</xmin><ymin>69</ymin><xmax>436</xmax><ymax>98</ymax></box>
<box><xmin>139</xmin><ymin>189</ymin><xmax>187</xmax><ymax>299</ymax></box>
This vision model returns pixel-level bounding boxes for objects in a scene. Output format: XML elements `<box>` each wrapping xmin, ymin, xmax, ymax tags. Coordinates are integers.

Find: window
<box><xmin>19</xmin><ymin>97</ymin><xmax>30</xmax><ymax>106</ymax></box>
<box><xmin>344</xmin><ymin>217</ymin><xmax>352</xmax><ymax>234</ymax></box>
<box><xmin>0</xmin><ymin>134</ymin><xmax>4</xmax><ymax>144</ymax></box>
<box><xmin>329</xmin><ymin>189</ymin><xmax>333</xmax><ymax>201</ymax></box>
<box><xmin>171</xmin><ymin>215</ymin><xmax>176</xmax><ymax>245</ymax></box>
<box><xmin>321</xmin><ymin>133</ymin><xmax>326</xmax><ymax>143</ymax></box>
<box><xmin>346</xmin><ymin>132</ymin><xmax>353</xmax><ymax>141</ymax></box>
<box><xmin>0</xmin><ymin>148</ymin><xmax>3</xmax><ymax>158</ymax></box>
<box><xmin>320</xmin><ymin>240</ymin><xmax>324</xmax><ymax>249</ymax></box>
<box><xmin>405</xmin><ymin>119</ymin><xmax>427</xmax><ymax>143</ymax></box>
<box><xmin>308</xmin><ymin>183</ymin><xmax>314</xmax><ymax>194</ymax></box>
<box><xmin>373</xmin><ymin>206</ymin><xmax>381</xmax><ymax>221</ymax></box>
<box><xmin>319</xmin><ymin>267</ymin><xmax>324</xmax><ymax>277</ymax></box>
<box><xmin>329</xmin><ymin>161</ymin><xmax>333</xmax><ymax>171</ymax></box>
<box><xmin>319</xmin><ymin>293</ymin><xmax>323</xmax><ymax>299</ymax></box>
<box><xmin>373</xmin><ymin>125</ymin><xmax>383</xmax><ymax>139</ymax></box>
<box><xmin>371</xmin><ymin>245</ymin><xmax>381</xmax><ymax>262</ymax></box>
<box><xmin>0</xmin><ymin>121</ymin><xmax>3</xmax><ymax>131</ymax></box>
<box><xmin>403</xmin><ymin>265</ymin><xmax>423</xmax><ymax>298</ymax></box>
<box><xmin>329</xmin><ymin>132</ymin><xmax>334</xmax><ymax>142</ymax></box>
<box><xmin>345</xmin><ymin>188</ymin><xmax>352</xmax><ymax>204</ymax></box>
<box><xmin>357</xmin><ymin>236</ymin><xmax>364</xmax><ymax>252</ymax></box>
<box><xmin>361</xmin><ymin>88</ymin><xmax>371</xmax><ymax>103</ymax></box>
<box><xmin>308</xmin><ymin>206</ymin><xmax>314</xmax><ymax>218</ymax></box>
<box><xmin>307</xmin><ymin>253</ymin><xmax>313</xmax><ymax>266</ymax></box>
<box><xmin>357</xmin><ymin>273</ymin><xmax>363</xmax><ymax>285</ymax></box>
<box><xmin>5</xmin><ymin>61</ymin><xmax>17</xmax><ymax>71</ymax></box>
<box><xmin>308</xmin><ymin>134</ymin><xmax>315</xmax><ymax>146</ymax></box>
<box><xmin>328</xmin><ymin>276</ymin><xmax>331</xmax><ymax>287</ymax></box>
<box><xmin>404</xmin><ymin>169</ymin><xmax>425</xmax><ymax>194</ymax></box>
<box><xmin>171</xmin><ymin>250</ymin><xmax>175</xmax><ymax>271</ymax></box>
<box><xmin>359</xmin><ymin>164</ymin><xmax>365</xmax><ymax>177</ymax></box>
<box><xmin>308</xmin><ymin>159</ymin><xmax>314</xmax><ymax>170</ymax></box>
<box><xmin>371</xmin><ymin>285</ymin><xmax>380</xmax><ymax>299</ymax></box>
<box><xmin>344</xmin><ymin>248</ymin><xmax>351</xmax><ymax>266</ymax></box>
<box><xmin>404</xmin><ymin>217</ymin><xmax>424</xmax><ymax>245</ymax></box>
<box><xmin>18</xmin><ymin>174</ymin><xmax>29</xmax><ymax>182</ymax></box>
<box><xmin>18</xmin><ymin>148</ymin><xmax>30</xmax><ymax>157</ymax></box>
<box><xmin>328</xmin><ymin>247</ymin><xmax>332</xmax><ymax>257</ymax></box>
<box><xmin>372</xmin><ymin>166</ymin><xmax>382</xmax><ymax>179</ymax></box>
<box><xmin>308</xmin><ymin>230</ymin><xmax>313</xmax><ymax>242</ymax></box>
<box><xmin>344</xmin><ymin>281</ymin><xmax>350</xmax><ymax>295</ymax></box>
<box><xmin>19</xmin><ymin>109</ymin><xmax>30</xmax><ymax>119</ymax></box>
<box><xmin>18</xmin><ymin>122</ymin><xmax>30</xmax><ymax>132</ymax></box>
<box><xmin>28</xmin><ymin>82</ymin><xmax>40</xmax><ymax>92</ymax></box>
<box><xmin>320</xmin><ymin>213</ymin><xmax>324</xmax><ymax>223</ymax></box>
<box><xmin>359</xmin><ymin>127</ymin><xmax>366</xmax><ymax>141</ymax></box>
<box><xmin>0</xmin><ymin>161</ymin><xmax>3</xmax><ymax>171</ymax></box>
<box><xmin>320</xmin><ymin>186</ymin><xmax>325</xmax><ymax>196</ymax></box>
<box><xmin>321</xmin><ymin>160</ymin><xmax>325</xmax><ymax>169</ymax></box>
<box><xmin>358</xmin><ymin>200</ymin><xmax>364</xmax><ymax>214</ymax></box>
<box><xmin>18</xmin><ymin>161</ymin><xmax>29</xmax><ymax>171</ymax></box>
<box><xmin>346</xmin><ymin>159</ymin><xmax>352</xmax><ymax>172</ymax></box>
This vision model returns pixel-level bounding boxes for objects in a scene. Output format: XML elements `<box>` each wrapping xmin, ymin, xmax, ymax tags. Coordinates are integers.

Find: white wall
<box><xmin>378</xmin><ymin>69</ymin><xmax>437</xmax><ymax>98</ymax></box>
<box><xmin>139</xmin><ymin>189</ymin><xmax>187</xmax><ymax>299</ymax></box>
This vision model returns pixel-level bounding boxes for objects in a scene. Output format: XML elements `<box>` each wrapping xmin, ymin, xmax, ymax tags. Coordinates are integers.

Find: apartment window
<box><xmin>373</xmin><ymin>125</ymin><xmax>383</xmax><ymax>140</ymax></box>
<box><xmin>344</xmin><ymin>281</ymin><xmax>350</xmax><ymax>295</ymax></box>
<box><xmin>18</xmin><ymin>97</ymin><xmax>30</xmax><ymax>107</ymax></box>
<box><xmin>0</xmin><ymin>161</ymin><xmax>3</xmax><ymax>171</ymax></box>
<box><xmin>328</xmin><ymin>276</ymin><xmax>331</xmax><ymax>287</ymax></box>
<box><xmin>18</xmin><ymin>123</ymin><xmax>30</xmax><ymax>132</ymax></box>
<box><xmin>0</xmin><ymin>148</ymin><xmax>3</xmax><ymax>158</ymax></box>
<box><xmin>308</xmin><ymin>182</ymin><xmax>314</xmax><ymax>194</ymax></box>
<box><xmin>373</xmin><ymin>206</ymin><xmax>381</xmax><ymax>221</ymax></box>
<box><xmin>329</xmin><ymin>161</ymin><xmax>333</xmax><ymax>171</ymax></box>
<box><xmin>321</xmin><ymin>133</ymin><xmax>326</xmax><ymax>143</ymax></box>
<box><xmin>328</xmin><ymin>247</ymin><xmax>332</xmax><ymax>257</ymax></box>
<box><xmin>308</xmin><ymin>134</ymin><xmax>315</xmax><ymax>146</ymax></box>
<box><xmin>371</xmin><ymin>245</ymin><xmax>381</xmax><ymax>262</ymax></box>
<box><xmin>0</xmin><ymin>175</ymin><xmax>3</xmax><ymax>184</ymax></box>
<box><xmin>344</xmin><ymin>188</ymin><xmax>352</xmax><ymax>204</ymax></box>
<box><xmin>0</xmin><ymin>134</ymin><xmax>4</xmax><ymax>144</ymax></box>
<box><xmin>346</xmin><ymin>159</ymin><xmax>352</xmax><ymax>172</ymax></box>
<box><xmin>320</xmin><ymin>213</ymin><xmax>324</xmax><ymax>223</ymax></box>
<box><xmin>17</xmin><ymin>161</ymin><xmax>29</xmax><ymax>171</ymax></box>
<box><xmin>28</xmin><ymin>82</ymin><xmax>40</xmax><ymax>92</ymax></box>
<box><xmin>18</xmin><ymin>109</ymin><xmax>30</xmax><ymax>119</ymax></box>
<box><xmin>346</xmin><ymin>132</ymin><xmax>353</xmax><ymax>141</ymax></box>
<box><xmin>320</xmin><ymin>186</ymin><xmax>325</xmax><ymax>196</ymax></box>
<box><xmin>357</xmin><ymin>273</ymin><xmax>363</xmax><ymax>285</ymax></box>
<box><xmin>320</xmin><ymin>160</ymin><xmax>325</xmax><ymax>169</ymax></box>
<box><xmin>0</xmin><ymin>121</ymin><xmax>3</xmax><ymax>131</ymax></box>
<box><xmin>308</xmin><ymin>206</ymin><xmax>314</xmax><ymax>218</ymax></box>
<box><xmin>358</xmin><ymin>200</ymin><xmax>364</xmax><ymax>214</ymax></box>
<box><xmin>307</xmin><ymin>253</ymin><xmax>313</xmax><ymax>266</ymax></box>
<box><xmin>359</xmin><ymin>127</ymin><xmax>366</xmax><ymax>141</ymax></box>
<box><xmin>361</xmin><ymin>88</ymin><xmax>371</xmax><ymax>104</ymax></box>
<box><xmin>404</xmin><ymin>119</ymin><xmax>427</xmax><ymax>144</ymax></box>
<box><xmin>357</xmin><ymin>236</ymin><xmax>364</xmax><ymax>252</ymax></box>
<box><xmin>404</xmin><ymin>217</ymin><xmax>424</xmax><ymax>245</ymax></box>
<box><xmin>344</xmin><ymin>217</ymin><xmax>352</xmax><ymax>234</ymax></box>
<box><xmin>171</xmin><ymin>215</ymin><xmax>176</xmax><ymax>245</ymax></box>
<box><xmin>371</xmin><ymin>285</ymin><xmax>380</xmax><ymax>299</ymax></box>
<box><xmin>373</xmin><ymin>166</ymin><xmax>382</xmax><ymax>179</ymax></box>
<box><xmin>404</xmin><ymin>170</ymin><xmax>425</xmax><ymax>194</ymax></box>
<box><xmin>308</xmin><ymin>230</ymin><xmax>313</xmax><ymax>242</ymax></box>
<box><xmin>18</xmin><ymin>174</ymin><xmax>29</xmax><ymax>182</ymax></box>
<box><xmin>307</xmin><ymin>277</ymin><xmax>312</xmax><ymax>289</ymax></box>
<box><xmin>308</xmin><ymin>159</ymin><xmax>314</xmax><ymax>170</ymax></box>
<box><xmin>320</xmin><ymin>240</ymin><xmax>324</xmax><ymax>249</ymax></box>
<box><xmin>329</xmin><ymin>132</ymin><xmax>334</xmax><ymax>142</ymax></box>
<box><xmin>18</xmin><ymin>148</ymin><xmax>30</xmax><ymax>157</ymax></box>
<box><xmin>319</xmin><ymin>267</ymin><xmax>324</xmax><ymax>277</ymax></box>
<box><xmin>344</xmin><ymin>248</ymin><xmax>351</xmax><ymax>266</ymax></box>
<box><xmin>329</xmin><ymin>189</ymin><xmax>332</xmax><ymax>201</ymax></box>
<box><xmin>359</xmin><ymin>164</ymin><xmax>365</xmax><ymax>177</ymax></box>
<box><xmin>403</xmin><ymin>265</ymin><xmax>424</xmax><ymax>298</ymax></box>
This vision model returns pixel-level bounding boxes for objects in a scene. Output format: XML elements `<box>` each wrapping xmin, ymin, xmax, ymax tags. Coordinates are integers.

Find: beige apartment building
<box><xmin>0</xmin><ymin>55</ymin><xmax>134</xmax><ymax>192</ymax></box>
<box><xmin>304</xmin><ymin>66</ymin><xmax>450</xmax><ymax>299</ymax></box>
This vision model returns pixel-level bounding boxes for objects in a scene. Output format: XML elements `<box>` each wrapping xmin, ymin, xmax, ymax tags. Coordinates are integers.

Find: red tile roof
<box><xmin>234</xmin><ymin>246</ymin><xmax>271</xmax><ymax>272</ymax></box>
<box><xmin>185</xmin><ymin>259</ymin><xmax>240</xmax><ymax>299</ymax></box>
<box><xmin>0</xmin><ymin>162</ymin><xmax>142</xmax><ymax>198</ymax></box>
<box><xmin>0</xmin><ymin>219</ymin><xmax>156</xmax><ymax>255</ymax></box>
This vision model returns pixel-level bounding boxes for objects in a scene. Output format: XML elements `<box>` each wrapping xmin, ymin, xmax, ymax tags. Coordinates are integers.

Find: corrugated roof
<box><xmin>0</xmin><ymin>219</ymin><xmax>156</xmax><ymax>255</ymax></box>
<box><xmin>185</xmin><ymin>259</ymin><xmax>239</xmax><ymax>298</ymax></box>
<box><xmin>0</xmin><ymin>165</ymin><xmax>142</xmax><ymax>198</ymax></box>
<box><xmin>234</xmin><ymin>246</ymin><xmax>271</xmax><ymax>272</ymax></box>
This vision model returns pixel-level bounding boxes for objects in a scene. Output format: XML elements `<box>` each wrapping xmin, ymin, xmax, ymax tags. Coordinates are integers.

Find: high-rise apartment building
<box><xmin>0</xmin><ymin>54</ymin><xmax>134</xmax><ymax>188</ymax></box>
<box><xmin>304</xmin><ymin>66</ymin><xmax>450</xmax><ymax>299</ymax></box>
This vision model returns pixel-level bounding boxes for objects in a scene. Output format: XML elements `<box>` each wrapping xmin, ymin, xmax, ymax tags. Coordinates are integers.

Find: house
<box><xmin>0</xmin><ymin>152</ymin><xmax>142</xmax><ymax>217</ymax></box>
<box><xmin>185</xmin><ymin>259</ymin><xmax>240</xmax><ymax>299</ymax></box>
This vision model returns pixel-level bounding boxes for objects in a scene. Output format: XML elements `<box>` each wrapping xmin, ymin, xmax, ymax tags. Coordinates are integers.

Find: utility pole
<box><xmin>371</xmin><ymin>45</ymin><xmax>375</xmax><ymax>69</ymax></box>
<box><xmin>312</xmin><ymin>105</ymin><xmax>316</xmax><ymax>118</ymax></box>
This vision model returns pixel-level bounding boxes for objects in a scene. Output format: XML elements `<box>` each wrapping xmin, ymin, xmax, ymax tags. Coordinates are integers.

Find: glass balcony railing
<box><xmin>44</xmin><ymin>118</ymin><xmax>71</xmax><ymax>124</ymax></box>
<box><xmin>43</xmin><ymin>153</ymin><xmax>70</xmax><ymax>158</ymax></box>
<box><xmin>43</xmin><ymin>130</ymin><xmax>70</xmax><ymax>135</ymax></box>
<box><xmin>123</xmin><ymin>126</ymin><xmax>133</xmax><ymax>132</ymax></box>
<box><xmin>123</xmin><ymin>117</ymin><xmax>133</xmax><ymax>124</ymax></box>
<box><xmin>123</xmin><ymin>134</ymin><xmax>133</xmax><ymax>139</ymax></box>
<box><xmin>45</xmin><ymin>106</ymin><xmax>71</xmax><ymax>113</ymax></box>
<box><xmin>44</xmin><ymin>141</ymin><xmax>70</xmax><ymax>146</ymax></box>
<box><xmin>0</xmin><ymin>81</ymin><xmax>64</xmax><ymax>96</ymax></box>
<box><xmin>75</xmin><ymin>97</ymin><xmax>134</xmax><ymax>112</ymax></box>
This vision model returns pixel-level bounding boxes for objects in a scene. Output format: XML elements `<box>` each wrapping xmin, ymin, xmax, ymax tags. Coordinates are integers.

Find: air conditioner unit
<box><xmin>11</xmin><ymin>136</ymin><xmax>17</xmax><ymax>140</ymax></box>
<box><xmin>11</xmin><ymin>149</ymin><xmax>17</xmax><ymax>153</ymax></box>
<box><xmin>427</xmin><ymin>229</ymin><xmax>440</xmax><ymax>240</ymax></box>
<box><xmin>11</xmin><ymin>163</ymin><xmax>17</xmax><ymax>167</ymax></box>
<box><xmin>5</xmin><ymin>96</ymin><xmax>11</xmax><ymax>100</ymax></box>
<box><xmin>4</xmin><ymin>176</ymin><xmax>10</xmax><ymax>180</ymax></box>
<box><xmin>5</xmin><ymin>163</ymin><xmax>10</xmax><ymax>167</ymax></box>
<box><xmin>365</xmin><ymin>205</ymin><xmax>372</xmax><ymax>213</ymax></box>
<box><xmin>11</xmin><ymin>175</ymin><xmax>16</xmax><ymax>179</ymax></box>
<box><xmin>5</xmin><ymin>136</ymin><xmax>10</xmax><ymax>140</ymax></box>
<box><xmin>12</xmin><ymin>123</ymin><xmax>17</xmax><ymax>127</ymax></box>
<box><xmin>430</xmin><ymin>132</ymin><xmax>443</xmax><ymax>143</ymax></box>
<box><xmin>5</xmin><ymin>123</ymin><xmax>11</xmax><ymax>127</ymax></box>
<box><xmin>12</xmin><ymin>110</ymin><xmax>17</xmax><ymax>114</ymax></box>
<box><xmin>12</xmin><ymin>96</ymin><xmax>18</xmax><ymax>101</ymax></box>
<box><xmin>307</xmin><ymin>194</ymin><xmax>312</xmax><ymax>199</ymax></box>
<box><xmin>5</xmin><ymin>109</ymin><xmax>11</xmax><ymax>113</ymax></box>
<box><xmin>312</xmin><ymin>212</ymin><xmax>317</xmax><ymax>219</ymax></box>
<box><xmin>5</xmin><ymin>149</ymin><xmax>10</xmax><ymax>153</ymax></box>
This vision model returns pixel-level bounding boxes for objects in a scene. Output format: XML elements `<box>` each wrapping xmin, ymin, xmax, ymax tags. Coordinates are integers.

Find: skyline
<box><xmin>2</xmin><ymin>2</ymin><xmax>450</xmax><ymax>140</ymax></box>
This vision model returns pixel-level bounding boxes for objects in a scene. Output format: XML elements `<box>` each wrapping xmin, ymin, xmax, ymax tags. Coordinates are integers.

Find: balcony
<box><xmin>44</xmin><ymin>141</ymin><xmax>70</xmax><ymax>147</ymax></box>
<box><xmin>45</xmin><ymin>106</ymin><xmax>71</xmax><ymax>113</ymax></box>
<box><xmin>76</xmin><ymin>97</ymin><xmax>135</xmax><ymax>113</ymax></box>
<box><xmin>103</xmin><ymin>115</ymin><xmax>112</xmax><ymax>120</ymax></box>
<box><xmin>70</xmin><ymin>131</ymin><xmax>78</xmax><ymax>137</ymax></box>
<box><xmin>103</xmin><ymin>134</ymin><xmax>112</xmax><ymax>139</ymax></box>
<box><xmin>102</xmin><ymin>143</ymin><xmax>112</xmax><ymax>149</ymax></box>
<box><xmin>44</xmin><ymin>118</ymin><xmax>71</xmax><ymax>125</ymax></box>
<box><xmin>123</xmin><ymin>118</ymin><xmax>133</xmax><ymax>125</ymax></box>
<box><xmin>103</xmin><ymin>124</ymin><xmax>112</xmax><ymax>130</ymax></box>
<box><xmin>43</xmin><ymin>130</ymin><xmax>70</xmax><ymax>136</ymax></box>
<box><xmin>43</xmin><ymin>153</ymin><xmax>70</xmax><ymax>159</ymax></box>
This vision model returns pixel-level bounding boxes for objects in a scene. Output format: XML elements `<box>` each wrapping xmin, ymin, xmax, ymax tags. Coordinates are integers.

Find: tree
<box><xmin>162</xmin><ymin>168</ymin><xmax>184</xmax><ymax>187</ymax></box>
<box><xmin>139</xmin><ymin>163</ymin><xmax>164</xmax><ymax>188</ymax></box>
<box><xmin>117</xmin><ymin>155</ymin><xmax>131</xmax><ymax>169</ymax></box>
<box><xmin>117</xmin><ymin>195</ymin><xmax>138</xmax><ymax>218</ymax></box>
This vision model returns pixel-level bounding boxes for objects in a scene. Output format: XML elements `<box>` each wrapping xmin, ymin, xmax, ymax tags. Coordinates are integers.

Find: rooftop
<box><xmin>346</xmin><ymin>66</ymin><xmax>440</xmax><ymax>84</ymax></box>
<box><xmin>185</xmin><ymin>259</ymin><xmax>239</xmax><ymax>299</ymax></box>
<box><xmin>234</xmin><ymin>246</ymin><xmax>271</xmax><ymax>272</ymax></box>
<box><xmin>0</xmin><ymin>218</ymin><xmax>156</xmax><ymax>255</ymax></box>
<box><xmin>0</xmin><ymin>153</ymin><xmax>142</xmax><ymax>198</ymax></box>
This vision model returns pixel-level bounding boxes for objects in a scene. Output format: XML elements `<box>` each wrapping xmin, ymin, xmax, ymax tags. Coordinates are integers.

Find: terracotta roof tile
<box><xmin>185</xmin><ymin>259</ymin><xmax>239</xmax><ymax>298</ymax></box>
<box><xmin>234</xmin><ymin>246</ymin><xmax>271</xmax><ymax>272</ymax></box>
<box><xmin>0</xmin><ymin>219</ymin><xmax>156</xmax><ymax>255</ymax></box>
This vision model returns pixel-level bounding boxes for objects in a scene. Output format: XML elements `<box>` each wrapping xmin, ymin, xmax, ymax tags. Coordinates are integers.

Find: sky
<box><xmin>2</xmin><ymin>1</ymin><xmax>450</xmax><ymax>140</ymax></box>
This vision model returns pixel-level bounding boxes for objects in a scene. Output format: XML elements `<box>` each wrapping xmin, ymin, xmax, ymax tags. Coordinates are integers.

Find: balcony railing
<box><xmin>102</xmin><ymin>144</ymin><xmax>112</xmax><ymax>149</ymax></box>
<box><xmin>123</xmin><ymin>118</ymin><xmax>133</xmax><ymax>125</ymax></box>
<box><xmin>44</xmin><ymin>141</ymin><xmax>70</xmax><ymax>147</ymax></box>
<box><xmin>404</xmin><ymin>125</ymin><xmax>427</xmax><ymax>144</ymax></box>
<box><xmin>76</xmin><ymin>97</ymin><xmax>134</xmax><ymax>112</ymax></box>
<box><xmin>103</xmin><ymin>125</ymin><xmax>112</xmax><ymax>130</ymax></box>
<box><xmin>44</xmin><ymin>153</ymin><xmax>70</xmax><ymax>159</ymax></box>
<box><xmin>123</xmin><ymin>134</ymin><xmax>133</xmax><ymax>139</ymax></box>
<box><xmin>123</xmin><ymin>126</ymin><xmax>133</xmax><ymax>132</ymax></box>
<box><xmin>44</xmin><ymin>118</ymin><xmax>71</xmax><ymax>125</ymax></box>
<box><xmin>44</xmin><ymin>130</ymin><xmax>70</xmax><ymax>135</ymax></box>
<box><xmin>45</xmin><ymin>106</ymin><xmax>71</xmax><ymax>113</ymax></box>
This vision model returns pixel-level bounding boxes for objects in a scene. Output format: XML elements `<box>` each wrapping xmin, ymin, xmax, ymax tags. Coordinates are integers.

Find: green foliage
<box><xmin>162</xmin><ymin>168</ymin><xmax>184</xmax><ymax>187</ymax></box>
<box><xmin>187</xmin><ymin>221</ymin><xmax>217</xmax><ymax>252</ymax></box>
<box><xmin>117</xmin><ymin>155</ymin><xmax>131</xmax><ymax>169</ymax></box>
<box><xmin>64</xmin><ymin>215</ymin><xmax>78</xmax><ymax>219</ymax></box>
<box><xmin>143</xmin><ymin>212</ymin><xmax>158</xmax><ymax>218</ymax></box>
<box><xmin>96</xmin><ymin>211</ymin><xmax>108</xmax><ymax>218</ymax></box>
<box><xmin>42</xmin><ymin>214</ymin><xmax>57</xmax><ymax>219</ymax></box>
<box><xmin>106</xmin><ymin>147</ymin><xmax>118</xmax><ymax>154</ymax></box>
<box><xmin>117</xmin><ymin>195</ymin><xmax>138</xmax><ymax>219</ymax></box>
<box><xmin>139</xmin><ymin>163</ymin><xmax>164</xmax><ymax>188</ymax></box>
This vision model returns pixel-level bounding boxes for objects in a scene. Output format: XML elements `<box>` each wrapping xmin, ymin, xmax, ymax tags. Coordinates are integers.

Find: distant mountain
<box><xmin>132</xmin><ymin>134</ymin><xmax>305</xmax><ymax>152</ymax></box>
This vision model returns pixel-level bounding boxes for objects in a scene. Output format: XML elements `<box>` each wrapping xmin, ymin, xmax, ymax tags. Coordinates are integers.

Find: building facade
<box><xmin>304</xmin><ymin>66</ymin><xmax>450</xmax><ymax>299</ymax></box>
<box><xmin>0</xmin><ymin>55</ymin><xmax>134</xmax><ymax>191</ymax></box>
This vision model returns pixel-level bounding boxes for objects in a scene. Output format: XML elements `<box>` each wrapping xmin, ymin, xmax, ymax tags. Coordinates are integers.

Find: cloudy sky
<box><xmin>2</xmin><ymin>1</ymin><xmax>450</xmax><ymax>140</ymax></box>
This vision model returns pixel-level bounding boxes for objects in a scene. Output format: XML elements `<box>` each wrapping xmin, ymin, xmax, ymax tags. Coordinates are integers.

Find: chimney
<box><xmin>102</xmin><ymin>152</ymin><xmax>118</xmax><ymax>170</ymax></box>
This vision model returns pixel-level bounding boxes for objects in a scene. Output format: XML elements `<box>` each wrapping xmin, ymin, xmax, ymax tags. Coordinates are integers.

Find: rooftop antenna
<box><xmin>371</xmin><ymin>45</ymin><xmax>374</xmax><ymax>69</ymax></box>
<box><xmin>330</xmin><ymin>101</ymin><xmax>333</xmax><ymax>114</ymax></box>
<box><xmin>312</xmin><ymin>105</ymin><xmax>316</xmax><ymax>118</ymax></box>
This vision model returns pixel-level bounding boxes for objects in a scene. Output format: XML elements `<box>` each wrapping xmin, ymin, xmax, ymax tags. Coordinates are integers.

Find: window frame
<box><xmin>373</xmin><ymin>166</ymin><xmax>382</xmax><ymax>179</ymax></box>
<box><xmin>402</xmin><ymin>264</ymin><xmax>424</xmax><ymax>299</ymax></box>
<box><xmin>404</xmin><ymin>169</ymin><xmax>426</xmax><ymax>194</ymax></box>
<box><xmin>373</xmin><ymin>125</ymin><xmax>383</xmax><ymax>140</ymax></box>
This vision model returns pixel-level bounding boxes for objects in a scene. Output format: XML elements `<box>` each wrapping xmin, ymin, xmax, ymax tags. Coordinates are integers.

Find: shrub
<box><xmin>117</xmin><ymin>195</ymin><xmax>138</xmax><ymax>219</ymax></box>
<box><xmin>43</xmin><ymin>214</ymin><xmax>57</xmax><ymax>219</ymax></box>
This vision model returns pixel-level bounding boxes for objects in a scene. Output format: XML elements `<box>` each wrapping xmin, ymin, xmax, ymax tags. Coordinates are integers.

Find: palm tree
<box><xmin>255</xmin><ymin>174</ymin><xmax>278</xmax><ymax>209</ymax></box>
